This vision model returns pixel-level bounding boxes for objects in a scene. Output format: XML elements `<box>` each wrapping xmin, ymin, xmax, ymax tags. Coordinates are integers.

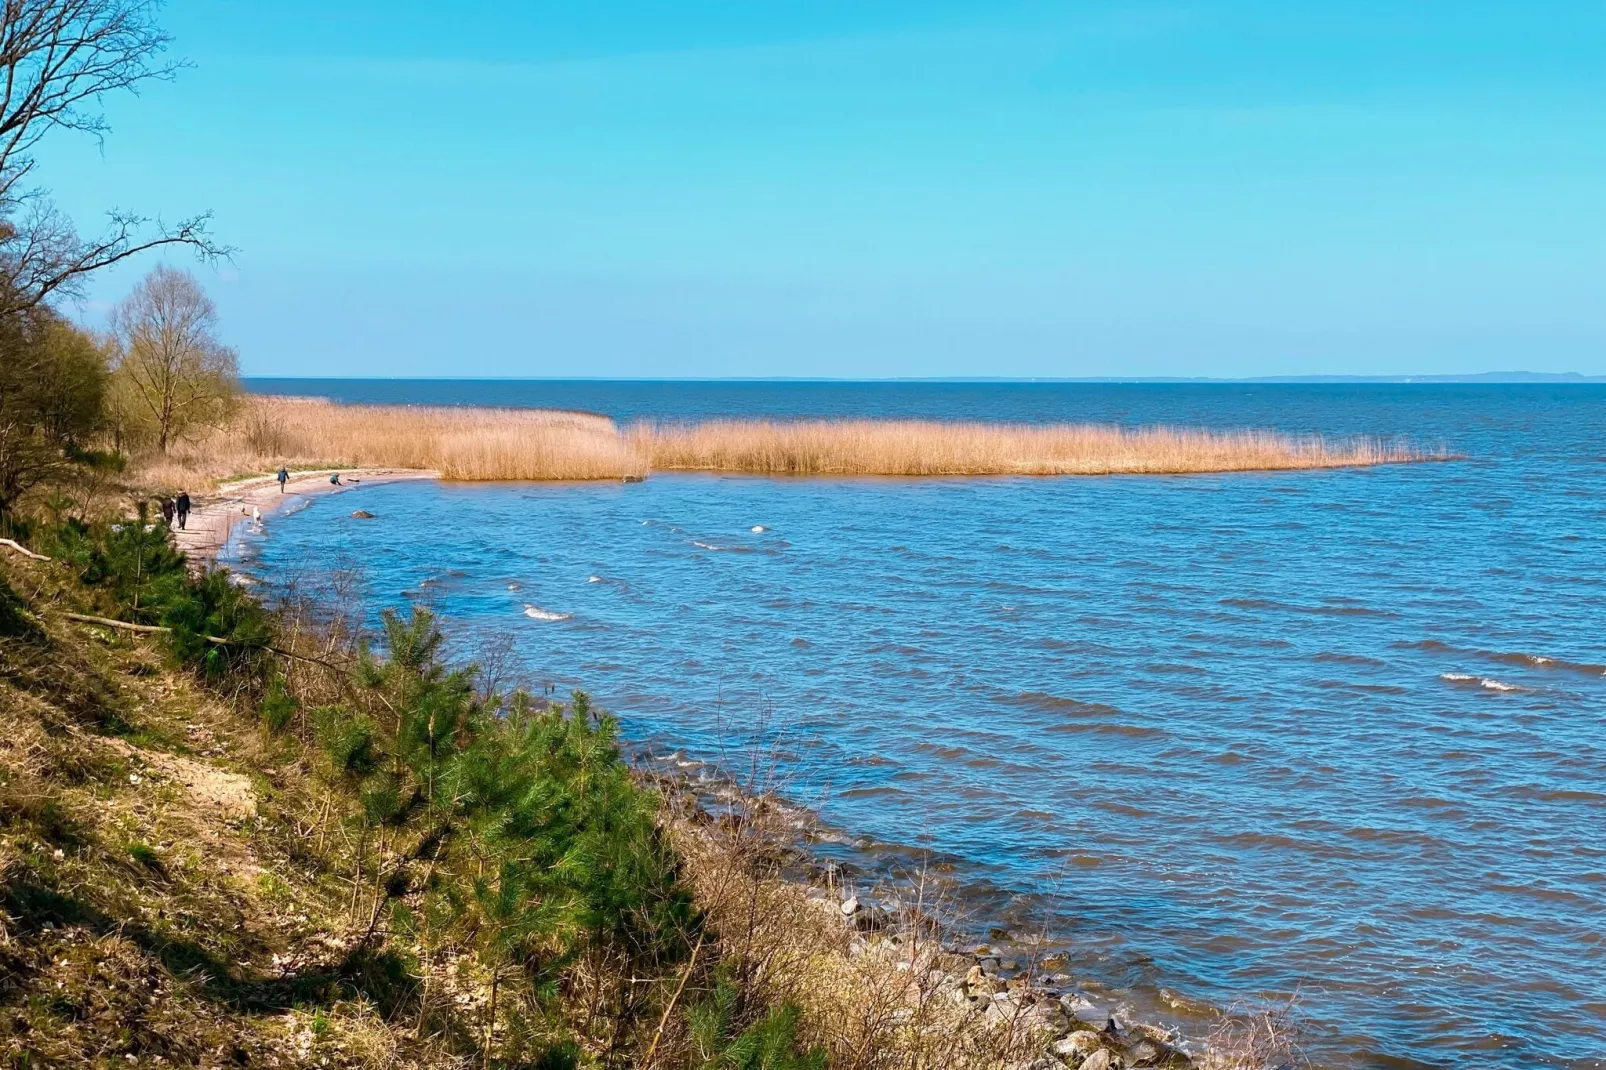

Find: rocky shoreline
<box><xmin>640</xmin><ymin>759</ymin><xmax>1200</xmax><ymax>1070</ymax></box>
<box><xmin>177</xmin><ymin>467</ymin><xmax>1215</xmax><ymax>1070</ymax></box>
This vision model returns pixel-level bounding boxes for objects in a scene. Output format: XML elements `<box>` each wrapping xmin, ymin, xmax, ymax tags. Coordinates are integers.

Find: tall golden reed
<box><xmin>132</xmin><ymin>396</ymin><xmax>1426</xmax><ymax>491</ymax></box>
<box><xmin>135</xmin><ymin>396</ymin><xmax>646</xmax><ymax>490</ymax></box>
<box><xmin>632</xmin><ymin>418</ymin><xmax>1422</xmax><ymax>476</ymax></box>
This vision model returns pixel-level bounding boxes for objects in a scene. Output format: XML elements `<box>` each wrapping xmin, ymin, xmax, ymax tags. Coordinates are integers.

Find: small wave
<box><xmin>751</xmin><ymin>525</ymin><xmax>767</xmax><ymax>533</ymax></box>
<box><xmin>1003</xmin><ymin>691</ymin><xmax>1125</xmax><ymax>718</ymax></box>
<box><xmin>587</xmin><ymin>575</ymin><xmax>603</xmax><ymax>583</ymax></box>
<box><xmin>1439</xmin><ymin>672</ymin><xmax>1523</xmax><ymax>692</ymax></box>
<box><xmin>506</xmin><ymin>581</ymin><xmax>521</xmax><ymax>591</ymax></box>
<box><xmin>1312</xmin><ymin>651</ymin><xmax>1388</xmax><ymax>668</ymax></box>
<box><xmin>691</xmin><ymin>540</ymin><xmax>754</xmax><ymax>553</ymax></box>
<box><xmin>1403</xmin><ymin>640</ymin><xmax>1605</xmax><ymax>678</ymax></box>
<box><xmin>1046</xmin><ymin>722</ymin><xmax>1167</xmax><ymax>740</ymax></box>
<box><xmin>1487</xmin><ymin>650</ymin><xmax>1606</xmax><ymax>677</ymax></box>
<box><xmin>523</xmin><ymin>604</ymin><xmax>572</xmax><ymax>621</ymax></box>
<box><xmin>1222</xmin><ymin>596</ymin><xmax>1396</xmax><ymax>618</ymax></box>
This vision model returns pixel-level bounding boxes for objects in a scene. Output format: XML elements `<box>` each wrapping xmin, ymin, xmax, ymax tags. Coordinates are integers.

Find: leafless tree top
<box><xmin>0</xmin><ymin>0</ymin><xmax>227</xmax><ymax>319</ymax></box>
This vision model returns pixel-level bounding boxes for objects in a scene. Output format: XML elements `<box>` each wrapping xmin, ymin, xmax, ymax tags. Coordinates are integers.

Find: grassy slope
<box><xmin>0</xmin><ymin>554</ymin><xmax>462</xmax><ymax>1068</ymax></box>
<box><xmin>1</xmin><ymin>543</ymin><xmax>1171</xmax><ymax>1070</ymax></box>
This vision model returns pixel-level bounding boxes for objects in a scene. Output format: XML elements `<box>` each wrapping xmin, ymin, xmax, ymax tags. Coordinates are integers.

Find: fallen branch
<box><xmin>640</xmin><ymin>930</ymin><xmax>706</xmax><ymax>1070</ymax></box>
<box><xmin>0</xmin><ymin>538</ymin><xmax>49</xmax><ymax>561</ymax></box>
<box><xmin>61</xmin><ymin>611</ymin><xmax>167</xmax><ymax>634</ymax></box>
<box><xmin>58</xmin><ymin>611</ymin><xmax>348</xmax><ymax>669</ymax></box>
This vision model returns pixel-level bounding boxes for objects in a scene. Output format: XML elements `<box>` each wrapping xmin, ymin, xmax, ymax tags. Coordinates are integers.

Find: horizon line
<box><xmin>242</xmin><ymin>372</ymin><xmax>1606</xmax><ymax>384</ymax></box>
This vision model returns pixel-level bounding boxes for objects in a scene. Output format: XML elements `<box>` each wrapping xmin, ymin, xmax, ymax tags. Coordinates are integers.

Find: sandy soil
<box><xmin>172</xmin><ymin>468</ymin><xmax>436</xmax><ymax>567</ymax></box>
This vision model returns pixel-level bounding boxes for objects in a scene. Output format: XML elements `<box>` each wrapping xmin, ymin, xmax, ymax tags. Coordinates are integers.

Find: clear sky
<box><xmin>36</xmin><ymin>1</ymin><xmax>1606</xmax><ymax>378</ymax></box>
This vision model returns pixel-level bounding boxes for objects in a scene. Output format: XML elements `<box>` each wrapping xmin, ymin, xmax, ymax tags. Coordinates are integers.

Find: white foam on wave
<box><xmin>506</xmin><ymin>581</ymin><xmax>521</xmax><ymax>591</ymax></box>
<box><xmin>1440</xmin><ymin>672</ymin><xmax>1523</xmax><ymax>692</ymax></box>
<box><xmin>523</xmin><ymin>604</ymin><xmax>571</xmax><ymax>622</ymax></box>
<box><xmin>751</xmin><ymin>525</ymin><xmax>767</xmax><ymax>533</ymax></box>
<box><xmin>587</xmin><ymin>575</ymin><xmax>603</xmax><ymax>583</ymax></box>
<box><xmin>687</xmin><ymin>536</ymin><xmax>741</xmax><ymax>552</ymax></box>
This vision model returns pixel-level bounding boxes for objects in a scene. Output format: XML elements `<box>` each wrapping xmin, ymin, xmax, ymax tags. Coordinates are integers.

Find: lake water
<box><xmin>231</xmin><ymin>381</ymin><xmax>1606</xmax><ymax>1068</ymax></box>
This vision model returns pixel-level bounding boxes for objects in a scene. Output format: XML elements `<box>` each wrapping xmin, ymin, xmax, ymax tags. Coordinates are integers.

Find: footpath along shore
<box><xmin>171</xmin><ymin>467</ymin><xmax>436</xmax><ymax>567</ymax></box>
<box><xmin>168</xmin><ymin>468</ymin><xmax>1205</xmax><ymax>1070</ymax></box>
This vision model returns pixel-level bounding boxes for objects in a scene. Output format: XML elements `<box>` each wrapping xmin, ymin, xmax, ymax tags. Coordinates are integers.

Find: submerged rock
<box><xmin>350</xmin><ymin>510</ymin><xmax>376</xmax><ymax>519</ymax></box>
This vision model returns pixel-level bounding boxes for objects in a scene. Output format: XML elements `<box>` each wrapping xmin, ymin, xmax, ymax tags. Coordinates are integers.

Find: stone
<box><xmin>840</xmin><ymin>895</ymin><xmax>859</xmax><ymax>917</ymax></box>
<box><xmin>965</xmin><ymin>964</ymin><xmax>1004</xmax><ymax>998</ymax></box>
<box><xmin>350</xmin><ymin>510</ymin><xmax>376</xmax><ymax>519</ymax></box>
<box><xmin>1059</xmin><ymin>993</ymin><xmax>1098</xmax><ymax>1020</ymax></box>
<box><xmin>1079</xmin><ymin>1052</ymin><xmax>1114</xmax><ymax>1070</ymax></box>
<box><xmin>854</xmin><ymin>903</ymin><xmax>891</xmax><ymax>932</ymax></box>
<box><xmin>806</xmin><ymin>895</ymin><xmax>839</xmax><ymax>917</ymax></box>
<box><xmin>1053</xmin><ymin>1032</ymin><xmax>1103</xmax><ymax>1059</ymax></box>
<box><xmin>1125</xmin><ymin>1035</ymin><xmax>1187</xmax><ymax>1068</ymax></box>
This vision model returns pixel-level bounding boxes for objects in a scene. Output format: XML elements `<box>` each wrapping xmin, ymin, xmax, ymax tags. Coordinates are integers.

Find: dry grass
<box><xmin>1201</xmin><ymin>993</ymin><xmax>1310</xmax><ymax>1069</ymax></box>
<box><xmin>129</xmin><ymin>395</ymin><xmax>645</xmax><ymax>492</ymax></box>
<box><xmin>125</xmin><ymin>395</ymin><xmax>1429</xmax><ymax>494</ymax></box>
<box><xmin>658</xmin><ymin>796</ymin><xmax>1057</xmax><ymax>1070</ymax></box>
<box><xmin>633</xmin><ymin>418</ymin><xmax>1425</xmax><ymax>476</ymax></box>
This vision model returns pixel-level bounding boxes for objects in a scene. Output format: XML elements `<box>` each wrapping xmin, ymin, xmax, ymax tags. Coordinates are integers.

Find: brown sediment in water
<box><xmin>131</xmin><ymin>396</ymin><xmax>1437</xmax><ymax>492</ymax></box>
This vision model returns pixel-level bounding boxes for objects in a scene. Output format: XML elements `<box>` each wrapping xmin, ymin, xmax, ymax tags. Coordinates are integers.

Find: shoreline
<box><xmin>635</xmin><ymin>752</ymin><xmax>1208</xmax><ymax>1066</ymax></box>
<box><xmin>177</xmin><ymin>471</ymin><xmax>1232</xmax><ymax>1068</ymax></box>
<box><xmin>171</xmin><ymin>467</ymin><xmax>437</xmax><ymax>567</ymax></box>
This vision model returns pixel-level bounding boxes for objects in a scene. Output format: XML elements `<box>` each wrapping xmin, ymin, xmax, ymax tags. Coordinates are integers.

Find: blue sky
<box><xmin>36</xmin><ymin>1</ymin><xmax>1606</xmax><ymax>378</ymax></box>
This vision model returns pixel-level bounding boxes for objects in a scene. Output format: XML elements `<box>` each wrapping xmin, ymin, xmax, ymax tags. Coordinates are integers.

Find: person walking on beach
<box><xmin>159</xmin><ymin>497</ymin><xmax>175</xmax><ymax>529</ymax></box>
<box><xmin>277</xmin><ymin>466</ymin><xmax>289</xmax><ymax>493</ymax></box>
<box><xmin>175</xmin><ymin>491</ymin><xmax>191</xmax><ymax>531</ymax></box>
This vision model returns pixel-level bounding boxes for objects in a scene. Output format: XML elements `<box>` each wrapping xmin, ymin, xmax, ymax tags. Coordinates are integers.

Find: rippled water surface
<box><xmin>232</xmin><ymin>382</ymin><xmax>1606</xmax><ymax>1068</ymax></box>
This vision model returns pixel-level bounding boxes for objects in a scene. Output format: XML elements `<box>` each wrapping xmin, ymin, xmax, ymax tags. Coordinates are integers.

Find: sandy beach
<box><xmin>171</xmin><ymin>467</ymin><xmax>436</xmax><ymax>566</ymax></box>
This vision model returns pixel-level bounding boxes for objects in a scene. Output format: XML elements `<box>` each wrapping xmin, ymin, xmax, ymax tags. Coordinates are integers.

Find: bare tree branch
<box><xmin>0</xmin><ymin>1</ymin><xmax>230</xmax><ymax>319</ymax></box>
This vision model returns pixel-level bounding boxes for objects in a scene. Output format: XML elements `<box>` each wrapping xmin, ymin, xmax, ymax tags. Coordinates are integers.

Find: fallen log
<box><xmin>1</xmin><ymin>538</ymin><xmax>50</xmax><ymax>561</ymax></box>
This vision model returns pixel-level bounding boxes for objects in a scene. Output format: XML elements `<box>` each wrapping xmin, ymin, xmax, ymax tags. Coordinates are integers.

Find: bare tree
<box><xmin>0</xmin><ymin>0</ymin><xmax>228</xmax><ymax>319</ymax></box>
<box><xmin>109</xmin><ymin>264</ymin><xmax>237</xmax><ymax>452</ymax></box>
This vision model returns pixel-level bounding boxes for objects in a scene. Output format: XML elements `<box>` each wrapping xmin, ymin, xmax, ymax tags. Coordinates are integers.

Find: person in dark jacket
<box><xmin>159</xmin><ymin>497</ymin><xmax>175</xmax><ymax>528</ymax></box>
<box><xmin>277</xmin><ymin>466</ymin><xmax>289</xmax><ymax>493</ymax></box>
<box><xmin>175</xmin><ymin>491</ymin><xmax>191</xmax><ymax>531</ymax></box>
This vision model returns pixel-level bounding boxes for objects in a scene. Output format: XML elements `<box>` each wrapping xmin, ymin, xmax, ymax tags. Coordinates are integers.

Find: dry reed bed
<box><xmin>131</xmin><ymin>397</ymin><xmax>1427</xmax><ymax>491</ymax></box>
<box><xmin>634</xmin><ymin>419</ymin><xmax>1422</xmax><ymax>476</ymax></box>
<box><xmin>133</xmin><ymin>396</ymin><xmax>645</xmax><ymax>491</ymax></box>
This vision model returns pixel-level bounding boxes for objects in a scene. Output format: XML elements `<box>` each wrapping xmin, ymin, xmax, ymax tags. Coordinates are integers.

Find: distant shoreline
<box><xmin>244</xmin><ymin>372</ymin><xmax>1606</xmax><ymax>385</ymax></box>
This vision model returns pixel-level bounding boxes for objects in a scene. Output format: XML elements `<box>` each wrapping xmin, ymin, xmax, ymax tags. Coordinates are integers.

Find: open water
<box><xmin>230</xmin><ymin>381</ymin><xmax>1606</xmax><ymax>1068</ymax></box>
